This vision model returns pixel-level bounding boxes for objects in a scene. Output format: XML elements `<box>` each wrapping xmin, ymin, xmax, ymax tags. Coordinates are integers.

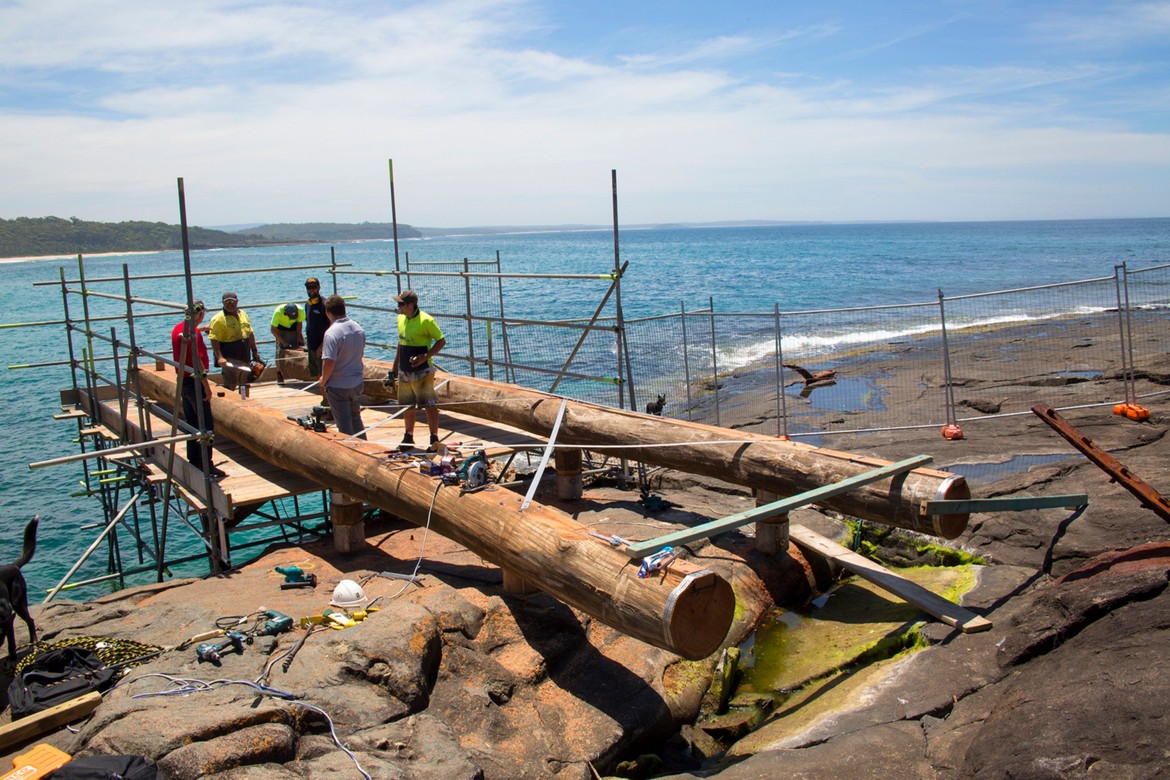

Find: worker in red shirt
<box><xmin>171</xmin><ymin>300</ymin><xmax>226</xmax><ymax>479</ymax></box>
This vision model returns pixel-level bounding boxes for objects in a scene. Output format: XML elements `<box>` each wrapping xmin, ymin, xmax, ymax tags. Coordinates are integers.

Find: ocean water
<box><xmin>1</xmin><ymin>218</ymin><xmax>1168</xmax><ymax>598</ymax></box>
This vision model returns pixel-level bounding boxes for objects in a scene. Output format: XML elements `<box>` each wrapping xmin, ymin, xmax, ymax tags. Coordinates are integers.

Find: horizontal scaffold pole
<box><xmin>924</xmin><ymin>495</ymin><xmax>1089</xmax><ymax>514</ymax></box>
<box><xmin>28</xmin><ymin>433</ymin><xmax>203</xmax><ymax>469</ymax></box>
<box><xmin>627</xmin><ymin>455</ymin><xmax>933</xmax><ymax>556</ymax></box>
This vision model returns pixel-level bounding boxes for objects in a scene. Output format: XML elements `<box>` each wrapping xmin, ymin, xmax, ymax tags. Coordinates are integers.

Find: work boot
<box><xmin>276</xmin><ymin>372</ymin><xmax>285</xmax><ymax>385</ymax></box>
<box><xmin>398</xmin><ymin>433</ymin><xmax>415</xmax><ymax>452</ymax></box>
<box><xmin>428</xmin><ymin>434</ymin><xmax>441</xmax><ymax>451</ymax></box>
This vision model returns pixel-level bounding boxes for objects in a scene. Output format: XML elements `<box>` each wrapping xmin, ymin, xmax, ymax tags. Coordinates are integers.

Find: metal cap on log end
<box><xmin>926</xmin><ymin>475</ymin><xmax>971</xmax><ymax>540</ymax></box>
<box><xmin>662</xmin><ymin>568</ymin><xmax>736</xmax><ymax>660</ymax></box>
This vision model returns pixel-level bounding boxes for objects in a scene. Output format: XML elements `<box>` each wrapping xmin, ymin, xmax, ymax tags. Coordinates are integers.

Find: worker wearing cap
<box><xmin>170</xmin><ymin>300</ymin><xmax>225</xmax><ymax>478</ymax></box>
<box><xmin>208</xmin><ymin>291</ymin><xmax>261</xmax><ymax>390</ymax></box>
<box><xmin>391</xmin><ymin>289</ymin><xmax>446</xmax><ymax>450</ymax></box>
<box><xmin>270</xmin><ymin>302</ymin><xmax>305</xmax><ymax>384</ymax></box>
<box><xmin>304</xmin><ymin>277</ymin><xmax>328</xmax><ymax>378</ymax></box>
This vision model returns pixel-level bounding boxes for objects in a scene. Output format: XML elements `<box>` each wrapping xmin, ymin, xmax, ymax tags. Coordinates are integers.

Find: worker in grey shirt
<box><xmin>319</xmin><ymin>294</ymin><xmax>367</xmax><ymax>438</ymax></box>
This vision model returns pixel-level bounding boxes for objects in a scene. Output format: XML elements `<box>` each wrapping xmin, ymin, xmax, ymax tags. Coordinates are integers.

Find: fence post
<box><xmin>1114</xmin><ymin>263</ymin><xmax>1135</xmax><ymax>406</ymax></box>
<box><xmin>938</xmin><ymin>290</ymin><xmax>958</xmax><ymax>433</ymax></box>
<box><xmin>681</xmin><ymin>302</ymin><xmax>693</xmax><ymax>421</ymax></box>
<box><xmin>775</xmin><ymin>303</ymin><xmax>789</xmax><ymax>439</ymax></box>
<box><xmin>710</xmin><ymin>296</ymin><xmax>720</xmax><ymax>427</ymax></box>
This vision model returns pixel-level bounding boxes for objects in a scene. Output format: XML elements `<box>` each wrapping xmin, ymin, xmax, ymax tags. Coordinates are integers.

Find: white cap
<box><xmin>329</xmin><ymin>579</ymin><xmax>369</xmax><ymax>609</ymax></box>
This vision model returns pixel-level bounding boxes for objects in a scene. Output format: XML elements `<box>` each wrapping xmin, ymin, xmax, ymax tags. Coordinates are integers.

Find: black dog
<box><xmin>0</xmin><ymin>517</ymin><xmax>38</xmax><ymax>664</ymax></box>
<box><xmin>645</xmin><ymin>394</ymin><xmax>666</xmax><ymax>416</ymax></box>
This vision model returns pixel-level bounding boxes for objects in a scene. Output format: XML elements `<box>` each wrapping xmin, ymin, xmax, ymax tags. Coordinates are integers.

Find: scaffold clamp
<box><xmin>637</xmin><ymin>546</ymin><xmax>681</xmax><ymax>578</ymax></box>
<box><xmin>588</xmin><ymin>530</ymin><xmax>631</xmax><ymax>547</ymax></box>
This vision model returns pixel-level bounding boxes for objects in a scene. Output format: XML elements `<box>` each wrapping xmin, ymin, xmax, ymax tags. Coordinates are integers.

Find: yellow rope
<box><xmin>15</xmin><ymin>636</ymin><xmax>165</xmax><ymax>675</ymax></box>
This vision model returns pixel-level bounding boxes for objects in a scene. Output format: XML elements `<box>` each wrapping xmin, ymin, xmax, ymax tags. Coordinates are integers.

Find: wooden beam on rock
<box><xmin>134</xmin><ymin>365</ymin><xmax>734</xmax><ymax>660</ymax></box>
<box><xmin>276</xmin><ymin>353</ymin><xmax>971</xmax><ymax>539</ymax></box>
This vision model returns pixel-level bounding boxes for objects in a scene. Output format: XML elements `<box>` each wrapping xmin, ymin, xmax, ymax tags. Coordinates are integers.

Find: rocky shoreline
<box><xmin>2</xmin><ymin>321</ymin><xmax>1168</xmax><ymax>778</ymax></box>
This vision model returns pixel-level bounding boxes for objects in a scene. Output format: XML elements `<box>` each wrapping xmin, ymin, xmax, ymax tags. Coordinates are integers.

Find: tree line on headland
<box><xmin>0</xmin><ymin>216</ymin><xmax>422</xmax><ymax>259</ymax></box>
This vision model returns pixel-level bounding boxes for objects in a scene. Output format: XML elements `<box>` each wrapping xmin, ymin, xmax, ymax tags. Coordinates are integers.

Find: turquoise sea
<box><xmin>1</xmin><ymin>218</ymin><xmax>1169</xmax><ymax>598</ymax></box>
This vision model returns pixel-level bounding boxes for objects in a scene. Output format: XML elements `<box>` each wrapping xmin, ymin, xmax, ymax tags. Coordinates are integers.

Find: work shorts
<box><xmin>397</xmin><ymin>370</ymin><xmax>436</xmax><ymax>409</ymax></box>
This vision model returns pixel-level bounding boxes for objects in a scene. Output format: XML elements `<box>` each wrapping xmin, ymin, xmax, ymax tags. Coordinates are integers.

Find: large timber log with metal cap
<box><xmin>278</xmin><ymin>352</ymin><xmax>972</xmax><ymax>539</ymax></box>
<box><xmin>134</xmin><ymin>364</ymin><xmax>735</xmax><ymax>660</ymax></box>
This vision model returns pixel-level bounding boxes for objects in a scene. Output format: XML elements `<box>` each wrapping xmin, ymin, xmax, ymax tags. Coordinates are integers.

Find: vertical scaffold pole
<box><xmin>463</xmin><ymin>257</ymin><xmax>476</xmax><ymax>377</ymax></box>
<box><xmin>176</xmin><ymin>177</ymin><xmax>223</xmax><ymax>574</ymax></box>
<box><xmin>681</xmin><ymin>302</ymin><xmax>693</xmax><ymax>421</ymax></box>
<box><xmin>60</xmin><ymin>266</ymin><xmax>80</xmax><ymax>397</ymax></box>
<box><xmin>122</xmin><ymin>263</ymin><xmax>152</xmax><ymax>443</ymax></box>
<box><xmin>75</xmin><ymin>255</ymin><xmax>103</xmax><ymax>528</ymax></box>
<box><xmin>330</xmin><ymin>246</ymin><xmax>339</xmax><ymax>296</ymax></box>
<box><xmin>495</xmin><ymin>250</ymin><xmax>516</xmax><ymax>385</ymax></box>
<box><xmin>611</xmin><ymin>169</ymin><xmax>637</xmax><ymax>413</ymax></box>
<box><xmin>389</xmin><ymin>158</ymin><xmax>402</xmax><ymax>296</ymax></box>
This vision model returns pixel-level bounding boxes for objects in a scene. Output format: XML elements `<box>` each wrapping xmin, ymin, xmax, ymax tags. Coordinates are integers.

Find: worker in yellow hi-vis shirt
<box><xmin>390</xmin><ymin>289</ymin><xmax>446</xmax><ymax>451</ymax></box>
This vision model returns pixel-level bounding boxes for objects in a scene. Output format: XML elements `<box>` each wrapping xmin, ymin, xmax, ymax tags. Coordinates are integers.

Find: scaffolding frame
<box><xmin>9</xmin><ymin>185</ymin><xmax>636</xmax><ymax>601</ymax></box>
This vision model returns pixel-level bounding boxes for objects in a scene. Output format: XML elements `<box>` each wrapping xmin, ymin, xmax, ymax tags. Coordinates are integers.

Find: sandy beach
<box><xmin>0</xmin><ymin>249</ymin><xmax>166</xmax><ymax>264</ymax></box>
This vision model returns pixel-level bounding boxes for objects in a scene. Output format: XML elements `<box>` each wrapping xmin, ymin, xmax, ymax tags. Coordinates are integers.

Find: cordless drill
<box><xmin>195</xmin><ymin>631</ymin><xmax>245</xmax><ymax>664</ymax></box>
<box><xmin>258</xmin><ymin>609</ymin><xmax>293</xmax><ymax>636</ymax></box>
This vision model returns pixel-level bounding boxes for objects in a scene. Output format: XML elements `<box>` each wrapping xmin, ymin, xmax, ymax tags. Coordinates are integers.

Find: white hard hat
<box><xmin>329</xmin><ymin>579</ymin><xmax>369</xmax><ymax>609</ymax></box>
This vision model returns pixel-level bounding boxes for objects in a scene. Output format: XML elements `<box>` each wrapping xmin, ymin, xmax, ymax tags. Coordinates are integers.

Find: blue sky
<box><xmin>1</xmin><ymin>0</ymin><xmax>1168</xmax><ymax>227</ymax></box>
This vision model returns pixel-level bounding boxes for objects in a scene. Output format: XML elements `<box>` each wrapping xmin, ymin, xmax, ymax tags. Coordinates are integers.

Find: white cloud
<box><xmin>1033</xmin><ymin>1</ymin><xmax>1170</xmax><ymax>48</ymax></box>
<box><xmin>0</xmin><ymin>0</ymin><xmax>1168</xmax><ymax>225</ymax></box>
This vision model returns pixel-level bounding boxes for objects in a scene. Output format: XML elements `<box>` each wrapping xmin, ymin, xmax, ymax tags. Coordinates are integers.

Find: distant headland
<box><xmin>0</xmin><ymin>217</ymin><xmax>425</xmax><ymax>260</ymax></box>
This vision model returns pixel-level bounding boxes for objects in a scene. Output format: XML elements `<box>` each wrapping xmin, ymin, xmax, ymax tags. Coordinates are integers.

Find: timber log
<box><xmin>277</xmin><ymin>352</ymin><xmax>972</xmax><ymax>538</ymax></box>
<box><xmin>134</xmin><ymin>365</ymin><xmax>735</xmax><ymax>660</ymax></box>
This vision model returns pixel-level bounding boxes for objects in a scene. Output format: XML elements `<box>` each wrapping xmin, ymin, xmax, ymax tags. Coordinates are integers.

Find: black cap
<box><xmin>394</xmin><ymin>289</ymin><xmax>418</xmax><ymax>305</ymax></box>
<box><xmin>283</xmin><ymin>303</ymin><xmax>298</xmax><ymax>317</ymax></box>
<box><xmin>306</xmin><ymin>277</ymin><xmax>320</xmax><ymax>287</ymax></box>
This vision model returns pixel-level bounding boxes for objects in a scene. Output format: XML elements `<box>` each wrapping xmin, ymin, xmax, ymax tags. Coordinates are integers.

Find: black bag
<box><xmin>46</xmin><ymin>755</ymin><xmax>163</xmax><ymax>779</ymax></box>
<box><xmin>7</xmin><ymin>647</ymin><xmax>118</xmax><ymax>720</ymax></box>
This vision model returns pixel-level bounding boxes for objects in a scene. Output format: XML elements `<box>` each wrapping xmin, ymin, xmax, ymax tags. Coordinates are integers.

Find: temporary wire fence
<box><xmin>616</xmin><ymin>264</ymin><xmax>1168</xmax><ymax>487</ymax></box>
<box><xmin>9</xmin><ymin>243</ymin><xmax>1168</xmax><ymax>597</ymax></box>
<box><xmin>345</xmin><ymin>257</ymin><xmax>1167</xmax><ymax>466</ymax></box>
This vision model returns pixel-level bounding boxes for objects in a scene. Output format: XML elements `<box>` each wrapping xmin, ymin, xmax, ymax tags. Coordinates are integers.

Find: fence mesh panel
<box><xmin>346</xmin><ymin>259</ymin><xmax>1164</xmax><ymax>488</ymax></box>
<box><xmin>942</xmin><ymin>277</ymin><xmax>1123</xmax><ymax>418</ymax></box>
<box><xmin>1124</xmin><ymin>263</ymin><xmax>1170</xmax><ymax>402</ymax></box>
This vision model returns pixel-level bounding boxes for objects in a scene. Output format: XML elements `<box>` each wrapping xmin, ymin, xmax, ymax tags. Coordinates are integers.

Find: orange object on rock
<box><xmin>2</xmin><ymin>744</ymin><xmax>71</xmax><ymax>779</ymax></box>
<box><xmin>1112</xmin><ymin>403</ymin><xmax>1150</xmax><ymax>421</ymax></box>
<box><xmin>941</xmin><ymin>424</ymin><xmax>965</xmax><ymax>440</ymax></box>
